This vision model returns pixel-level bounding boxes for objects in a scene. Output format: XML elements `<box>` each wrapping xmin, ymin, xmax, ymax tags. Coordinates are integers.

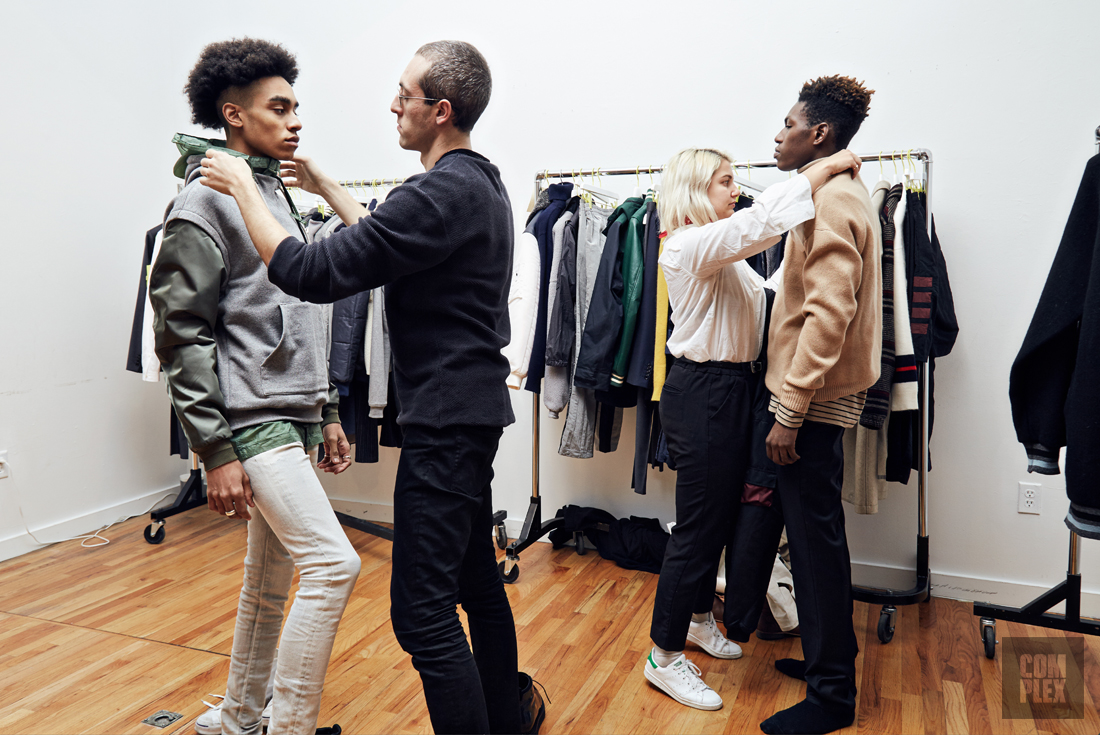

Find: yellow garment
<box><xmin>652</xmin><ymin>233</ymin><xmax>670</xmax><ymax>401</ymax></box>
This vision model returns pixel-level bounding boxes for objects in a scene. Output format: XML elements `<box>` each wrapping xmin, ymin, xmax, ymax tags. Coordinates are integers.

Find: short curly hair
<box><xmin>184</xmin><ymin>38</ymin><xmax>299</xmax><ymax>130</ymax></box>
<box><xmin>798</xmin><ymin>75</ymin><xmax>874</xmax><ymax>149</ymax></box>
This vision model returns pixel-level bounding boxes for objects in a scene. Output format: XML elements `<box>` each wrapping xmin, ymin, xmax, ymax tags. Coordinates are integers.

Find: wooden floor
<box><xmin>1</xmin><ymin>511</ymin><xmax>1099</xmax><ymax>735</ymax></box>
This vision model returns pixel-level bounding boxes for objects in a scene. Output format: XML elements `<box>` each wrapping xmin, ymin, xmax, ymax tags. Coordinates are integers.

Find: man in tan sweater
<box><xmin>760</xmin><ymin>76</ymin><xmax>881</xmax><ymax>735</ymax></box>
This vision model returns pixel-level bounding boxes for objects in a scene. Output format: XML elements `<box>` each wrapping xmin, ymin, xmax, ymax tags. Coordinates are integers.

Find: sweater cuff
<box><xmin>198</xmin><ymin>439</ymin><xmax>239</xmax><ymax>470</ymax></box>
<box><xmin>779</xmin><ymin>383</ymin><xmax>814</xmax><ymax>416</ymax></box>
<box><xmin>322</xmin><ymin>403</ymin><xmax>341</xmax><ymax>427</ymax></box>
<box><xmin>1024</xmin><ymin>443</ymin><xmax>1061</xmax><ymax>475</ymax></box>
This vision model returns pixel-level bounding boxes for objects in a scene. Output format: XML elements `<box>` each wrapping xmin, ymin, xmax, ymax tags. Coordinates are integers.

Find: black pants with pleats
<box><xmin>777</xmin><ymin>420</ymin><xmax>858</xmax><ymax>715</ymax></box>
<box><xmin>649</xmin><ymin>359</ymin><xmax>752</xmax><ymax>652</ymax></box>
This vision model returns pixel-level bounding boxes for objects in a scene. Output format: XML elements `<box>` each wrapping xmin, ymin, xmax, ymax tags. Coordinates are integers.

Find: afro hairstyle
<box><xmin>798</xmin><ymin>75</ymin><xmax>874</xmax><ymax>149</ymax></box>
<box><xmin>184</xmin><ymin>38</ymin><xmax>299</xmax><ymax>130</ymax></box>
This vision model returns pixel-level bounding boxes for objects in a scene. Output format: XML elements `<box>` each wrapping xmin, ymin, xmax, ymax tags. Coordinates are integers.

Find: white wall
<box><xmin>4</xmin><ymin>0</ymin><xmax>1100</xmax><ymax>612</ymax></box>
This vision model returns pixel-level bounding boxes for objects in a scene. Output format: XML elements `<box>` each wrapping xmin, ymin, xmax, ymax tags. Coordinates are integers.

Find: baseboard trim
<box><xmin>851</xmin><ymin>560</ymin><xmax>1100</xmax><ymax>617</ymax></box>
<box><xmin>0</xmin><ymin>485</ymin><xmax>180</xmax><ymax>563</ymax></box>
<box><xmin>327</xmin><ymin>496</ymin><xmax>395</xmax><ymax>524</ymax></box>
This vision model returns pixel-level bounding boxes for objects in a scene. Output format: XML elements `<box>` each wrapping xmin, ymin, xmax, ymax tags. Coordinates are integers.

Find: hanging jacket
<box><xmin>127</xmin><ymin>225</ymin><xmax>162</xmax><ymax>374</ymax></box>
<box><xmin>368</xmin><ymin>286</ymin><xmax>390</xmax><ymax>418</ymax></box>
<box><xmin>890</xmin><ymin>188</ymin><xmax>919</xmax><ymax>411</ymax></box>
<box><xmin>503</xmin><ymin>211</ymin><xmax>543</xmax><ymax>389</ymax></box>
<box><xmin>624</xmin><ymin>201</ymin><xmax>660</xmax><ymax>389</ymax></box>
<box><xmin>141</xmin><ymin>228</ymin><xmax>166</xmax><ymax>382</ymax></box>
<box><xmin>859</xmin><ymin>183</ymin><xmax>900</xmax><ymax>428</ymax></box>
<box><xmin>903</xmin><ymin>192</ymin><xmax>958</xmax><ymax>361</ymax></box>
<box><xmin>544</xmin><ymin>203</ymin><xmax>580</xmax><ymax>417</ymax></box>
<box><xmin>558</xmin><ymin>203</ymin><xmax>613</xmax><ymax>459</ymax></box>
<box><xmin>525</xmin><ymin>183</ymin><xmax>573</xmax><ymax>392</ymax></box>
<box><xmin>573</xmin><ymin>197</ymin><xmax>645</xmax><ymax>391</ymax></box>
<box><xmin>610</xmin><ymin>196</ymin><xmax>650</xmax><ymax>387</ymax></box>
<box><xmin>885</xmin><ymin>191</ymin><xmax>958</xmax><ymax>483</ymax></box>
<box><xmin>1010</xmin><ymin>154</ymin><xmax>1100</xmax><ymax>538</ymax></box>
<box><xmin>546</xmin><ymin>207</ymin><xmax>580</xmax><ymax>369</ymax></box>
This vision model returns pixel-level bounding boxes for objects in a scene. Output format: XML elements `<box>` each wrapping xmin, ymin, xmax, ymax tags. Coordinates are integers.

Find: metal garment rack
<box><xmin>499</xmin><ymin>150</ymin><xmax>936</xmax><ymax>634</ymax></box>
<box><xmin>143</xmin><ymin>453</ymin><xmax>207</xmax><ymax>544</ymax></box>
<box><xmin>971</xmin><ymin>130</ymin><xmax>1100</xmax><ymax>659</ymax></box>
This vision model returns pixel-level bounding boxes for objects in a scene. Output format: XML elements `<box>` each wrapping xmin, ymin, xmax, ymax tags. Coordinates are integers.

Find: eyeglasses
<box><xmin>396</xmin><ymin>89</ymin><xmax>441</xmax><ymax>105</ymax></box>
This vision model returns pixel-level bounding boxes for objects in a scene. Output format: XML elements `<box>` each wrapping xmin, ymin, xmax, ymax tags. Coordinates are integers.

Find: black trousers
<box><xmin>389</xmin><ymin>424</ymin><xmax>520</xmax><ymax>735</ymax></box>
<box><xmin>777</xmin><ymin>420</ymin><xmax>858</xmax><ymax>715</ymax></box>
<box><xmin>650</xmin><ymin>360</ymin><xmax>752</xmax><ymax>651</ymax></box>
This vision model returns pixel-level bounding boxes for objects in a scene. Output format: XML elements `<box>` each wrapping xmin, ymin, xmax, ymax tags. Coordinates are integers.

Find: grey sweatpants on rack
<box><xmin>560</xmin><ymin>202</ymin><xmax>611</xmax><ymax>458</ymax></box>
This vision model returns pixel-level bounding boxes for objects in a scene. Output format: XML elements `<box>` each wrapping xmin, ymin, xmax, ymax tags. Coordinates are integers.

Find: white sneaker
<box><xmin>643</xmin><ymin>652</ymin><xmax>723</xmax><ymax>710</ymax></box>
<box><xmin>195</xmin><ymin>696</ymin><xmax>272</xmax><ymax>734</ymax></box>
<box><xmin>688</xmin><ymin>612</ymin><xmax>743</xmax><ymax>660</ymax></box>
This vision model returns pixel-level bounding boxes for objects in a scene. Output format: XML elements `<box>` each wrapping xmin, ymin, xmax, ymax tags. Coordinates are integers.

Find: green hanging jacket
<box><xmin>610</xmin><ymin>195</ymin><xmax>652</xmax><ymax>387</ymax></box>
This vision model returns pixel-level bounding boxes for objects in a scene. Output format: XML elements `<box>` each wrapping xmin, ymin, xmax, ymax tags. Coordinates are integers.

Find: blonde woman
<box><xmin>644</xmin><ymin>147</ymin><xmax>860</xmax><ymax>711</ymax></box>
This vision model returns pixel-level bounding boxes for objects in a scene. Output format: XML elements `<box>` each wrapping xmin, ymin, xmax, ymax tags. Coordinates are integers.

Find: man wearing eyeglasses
<box><xmin>199</xmin><ymin>41</ymin><xmax>539</xmax><ymax>734</ymax></box>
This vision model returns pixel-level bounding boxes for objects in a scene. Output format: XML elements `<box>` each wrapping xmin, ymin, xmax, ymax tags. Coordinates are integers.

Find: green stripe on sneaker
<box><xmin>648</xmin><ymin>652</ymin><xmax>658</xmax><ymax>669</ymax></box>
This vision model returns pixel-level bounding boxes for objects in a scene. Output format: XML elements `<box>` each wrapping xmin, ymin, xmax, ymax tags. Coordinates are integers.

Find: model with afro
<box><xmin>797</xmin><ymin>75</ymin><xmax>874</xmax><ymax>150</ymax></box>
<box><xmin>184</xmin><ymin>37</ymin><xmax>298</xmax><ymax>130</ymax></box>
<box><xmin>761</xmin><ymin>73</ymin><xmax>881</xmax><ymax>735</ymax></box>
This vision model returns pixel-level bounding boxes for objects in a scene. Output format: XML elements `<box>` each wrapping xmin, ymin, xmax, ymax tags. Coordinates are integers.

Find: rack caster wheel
<box><xmin>980</xmin><ymin>617</ymin><xmax>997</xmax><ymax>659</ymax></box>
<box><xmin>877</xmin><ymin>605</ymin><xmax>896</xmax><ymax>644</ymax></box>
<box><xmin>144</xmin><ymin>522</ymin><xmax>166</xmax><ymax>545</ymax></box>
<box><xmin>574</xmin><ymin>531</ymin><xmax>586</xmax><ymax>556</ymax></box>
<box><xmin>498</xmin><ymin>559</ymin><xmax>519</xmax><ymax>584</ymax></box>
<box><xmin>495</xmin><ymin>524</ymin><xmax>508</xmax><ymax>550</ymax></box>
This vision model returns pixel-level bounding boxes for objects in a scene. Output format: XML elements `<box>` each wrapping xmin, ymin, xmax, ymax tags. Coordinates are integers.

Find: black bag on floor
<box><xmin>547</xmin><ymin>505</ymin><xmax>670</xmax><ymax>574</ymax></box>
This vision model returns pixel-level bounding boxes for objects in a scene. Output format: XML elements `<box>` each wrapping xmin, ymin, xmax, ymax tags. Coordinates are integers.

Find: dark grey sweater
<box><xmin>269</xmin><ymin>149</ymin><xmax>515</xmax><ymax>429</ymax></box>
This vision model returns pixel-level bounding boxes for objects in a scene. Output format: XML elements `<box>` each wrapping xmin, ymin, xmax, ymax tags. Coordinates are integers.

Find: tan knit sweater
<box><xmin>766</xmin><ymin>160</ymin><xmax>882</xmax><ymax>416</ymax></box>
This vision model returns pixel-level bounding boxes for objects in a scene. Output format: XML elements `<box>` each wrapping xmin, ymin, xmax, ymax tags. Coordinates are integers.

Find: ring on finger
<box><xmin>225</xmin><ymin>509</ymin><xmax>236</xmax><ymax>517</ymax></box>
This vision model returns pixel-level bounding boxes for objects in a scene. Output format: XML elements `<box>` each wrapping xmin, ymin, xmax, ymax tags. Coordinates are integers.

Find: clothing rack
<box><xmin>499</xmin><ymin>150</ymin><xmax>935</xmax><ymax>641</ymax></box>
<box><xmin>143</xmin><ymin>453</ymin><xmax>207</xmax><ymax>544</ymax></box>
<box><xmin>288</xmin><ymin>178</ymin><xmax>408</xmax><ymax>212</ymax></box>
<box><xmin>971</xmin><ymin>130</ymin><xmax>1100</xmax><ymax>659</ymax></box>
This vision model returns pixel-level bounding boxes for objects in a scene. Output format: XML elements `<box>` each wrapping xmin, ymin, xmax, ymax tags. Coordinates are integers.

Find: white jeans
<box><xmin>221</xmin><ymin>443</ymin><xmax>361</xmax><ymax>735</ymax></box>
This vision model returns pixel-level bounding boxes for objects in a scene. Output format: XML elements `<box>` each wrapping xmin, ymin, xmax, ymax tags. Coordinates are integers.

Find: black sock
<box><xmin>774</xmin><ymin>658</ymin><xmax>806</xmax><ymax>681</ymax></box>
<box><xmin>759</xmin><ymin>699</ymin><xmax>853</xmax><ymax>735</ymax></box>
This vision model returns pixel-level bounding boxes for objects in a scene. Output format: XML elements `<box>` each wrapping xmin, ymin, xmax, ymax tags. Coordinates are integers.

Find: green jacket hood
<box><xmin>172</xmin><ymin>133</ymin><xmax>281</xmax><ymax>180</ymax></box>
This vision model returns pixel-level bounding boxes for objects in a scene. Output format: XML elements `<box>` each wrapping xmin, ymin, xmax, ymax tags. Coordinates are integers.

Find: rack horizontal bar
<box><xmin>534</xmin><ymin>149</ymin><xmax>932</xmax><ymax>181</ymax></box>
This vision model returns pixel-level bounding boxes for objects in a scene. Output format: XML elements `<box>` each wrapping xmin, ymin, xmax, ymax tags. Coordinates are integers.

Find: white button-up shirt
<box><xmin>659</xmin><ymin>174</ymin><xmax>815</xmax><ymax>364</ymax></box>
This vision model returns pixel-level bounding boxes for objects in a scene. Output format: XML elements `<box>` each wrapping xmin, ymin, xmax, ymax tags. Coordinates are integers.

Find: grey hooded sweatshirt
<box><xmin>150</xmin><ymin>135</ymin><xmax>338</xmax><ymax>469</ymax></box>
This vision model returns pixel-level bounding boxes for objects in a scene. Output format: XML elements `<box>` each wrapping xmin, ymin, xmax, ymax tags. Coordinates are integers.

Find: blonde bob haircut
<box><xmin>658</xmin><ymin>148</ymin><xmax>733</xmax><ymax>237</ymax></box>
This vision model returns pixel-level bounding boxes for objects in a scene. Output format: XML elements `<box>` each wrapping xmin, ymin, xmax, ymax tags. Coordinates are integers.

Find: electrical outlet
<box><xmin>1018</xmin><ymin>482</ymin><xmax>1041</xmax><ymax>514</ymax></box>
<box><xmin>0</xmin><ymin>451</ymin><xmax>7</xmax><ymax>479</ymax></box>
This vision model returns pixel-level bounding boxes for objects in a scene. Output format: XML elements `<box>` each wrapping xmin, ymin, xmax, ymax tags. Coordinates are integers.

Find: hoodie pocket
<box><xmin>261</xmin><ymin>302</ymin><xmax>329</xmax><ymax>397</ymax></box>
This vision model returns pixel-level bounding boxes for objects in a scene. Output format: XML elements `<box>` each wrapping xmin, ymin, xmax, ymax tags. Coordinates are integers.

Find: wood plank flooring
<box><xmin>0</xmin><ymin>509</ymin><xmax>1098</xmax><ymax>734</ymax></box>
